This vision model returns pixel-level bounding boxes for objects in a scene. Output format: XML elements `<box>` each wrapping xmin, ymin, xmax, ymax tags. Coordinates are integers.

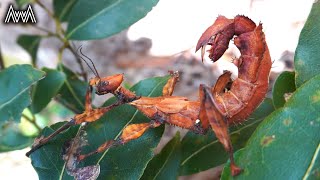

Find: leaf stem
<box><xmin>22</xmin><ymin>114</ymin><xmax>42</xmax><ymax>132</ymax></box>
<box><xmin>28</xmin><ymin>24</ymin><xmax>55</xmax><ymax>35</ymax></box>
<box><xmin>57</xmin><ymin>59</ymin><xmax>85</xmax><ymax>111</ymax></box>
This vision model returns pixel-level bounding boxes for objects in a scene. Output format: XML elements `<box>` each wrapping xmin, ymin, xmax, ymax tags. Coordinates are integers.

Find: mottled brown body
<box><xmin>195</xmin><ymin>16</ymin><xmax>271</xmax><ymax>125</ymax></box>
<box><xmin>130</xmin><ymin>96</ymin><xmax>202</xmax><ymax>133</ymax></box>
<box><xmin>196</xmin><ymin>15</ymin><xmax>271</xmax><ymax>175</ymax></box>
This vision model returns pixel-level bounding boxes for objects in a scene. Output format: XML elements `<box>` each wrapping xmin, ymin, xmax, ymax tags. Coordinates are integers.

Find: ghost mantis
<box><xmin>27</xmin><ymin>15</ymin><xmax>271</xmax><ymax>176</ymax></box>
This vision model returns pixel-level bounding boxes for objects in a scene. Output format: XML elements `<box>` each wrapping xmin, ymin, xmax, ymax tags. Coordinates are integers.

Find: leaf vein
<box><xmin>153</xmin><ymin>141</ymin><xmax>177</xmax><ymax>180</ymax></box>
<box><xmin>67</xmin><ymin>0</ymin><xmax>122</xmax><ymax>38</ymax></box>
<box><xmin>0</xmin><ymin>87</ymin><xmax>29</xmax><ymax>110</ymax></box>
<box><xmin>181</xmin><ymin>118</ymin><xmax>264</xmax><ymax>166</ymax></box>
<box><xmin>302</xmin><ymin>143</ymin><xmax>320</xmax><ymax>180</ymax></box>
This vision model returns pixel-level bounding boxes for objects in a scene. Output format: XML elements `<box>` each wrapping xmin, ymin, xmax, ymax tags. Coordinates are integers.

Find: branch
<box><xmin>22</xmin><ymin>114</ymin><xmax>42</xmax><ymax>132</ymax></box>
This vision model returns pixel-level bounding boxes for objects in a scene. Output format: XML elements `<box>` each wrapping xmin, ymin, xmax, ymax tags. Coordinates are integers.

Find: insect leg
<box><xmin>85</xmin><ymin>85</ymin><xmax>93</xmax><ymax>111</ymax></box>
<box><xmin>77</xmin><ymin>120</ymin><xmax>162</xmax><ymax>161</ymax></box>
<box><xmin>200</xmin><ymin>85</ymin><xmax>242</xmax><ymax>176</ymax></box>
<box><xmin>26</xmin><ymin>119</ymin><xmax>76</xmax><ymax>157</ymax></box>
<box><xmin>25</xmin><ymin>86</ymin><xmax>94</xmax><ymax>157</ymax></box>
<box><xmin>162</xmin><ymin>71</ymin><xmax>179</xmax><ymax>96</ymax></box>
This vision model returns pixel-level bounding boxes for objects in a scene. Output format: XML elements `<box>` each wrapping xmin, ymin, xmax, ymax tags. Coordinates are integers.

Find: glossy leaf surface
<box><xmin>272</xmin><ymin>71</ymin><xmax>296</xmax><ymax>109</ymax></box>
<box><xmin>141</xmin><ymin>132</ymin><xmax>181</xmax><ymax>180</ymax></box>
<box><xmin>66</xmin><ymin>0</ymin><xmax>159</xmax><ymax>40</ymax></box>
<box><xmin>30</xmin><ymin>68</ymin><xmax>66</xmax><ymax>113</ymax></box>
<box><xmin>53</xmin><ymin>0</ymin><xmax>78</xmax><ymax>22</ymax></box>
<box><xmin>0</xmin><ymin>64</ymin><xmax>45</xmax><ymax>151</ymax></box>
<box><xmin>294</xmin><ymin>1</ymin><xmax>320</xmax><ymax>87</ymax></box>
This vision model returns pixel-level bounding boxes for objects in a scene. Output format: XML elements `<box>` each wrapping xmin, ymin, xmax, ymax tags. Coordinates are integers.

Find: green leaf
<box><xmin>30</xmin><ymin>68</ymin><xmax>66</xmax><ymax>114</ymax></box>
<box><xmin>15</xmin><ymin>0</ymin><xmax>35</xmax><ymax>8</ymax></box>
<box><xmin>66</xmin><ymin>0</ymin><xmax>159</xmax><ymax>40</ymax></box>
<box><xmin>0</xmin><ymin>64</ymin><xmax>45</xmax><ymax>125</ymax></box>
<box><xmin>294</xmin><ymin>1</ymin><xmax>320</xmax><ymax>87</ymax></box>
<box><xmin>17</xmin><ymin>35</ymin><xmax>41</xmax><ymax>66</ymax></box>
<box><xmin>53</xmin><ymin>0</ymin><xmax>78</xmax><ymax>22</ymax></box>
<box><xmin>272</xmin><ymin>71</ymin><xmax>296</xmax><ymax>109</ymax></box>
<box><xmin>0</xmin><ymin>64</ymin><xmax>45</xmax><ymax>151</ymax></box>
<box><xmin>56</xmin><ymin>65</ymin><xmax>87</xmax><ymax>113</ymax></box>
<box><xmin>31</xmin><ymin>75</ymin><xmax>170</xmax><ymax>180</ymax></box>
<box><xmin>221</xmin><ymin>75</ymin><xmax>320</xmax><ymax>179</ymax></box>
<box><xmin>141</xmin><ymin>132</ymin><xmax>181</xmax><ymax>180</ymax></box>
<box><xmin>179</xmin><ymin>98</ymin><xmax>275</xmax><ymax>175</ymax></box>
<box><xmin>0</xmin><ymin>121</ymin><xmax>34</xmax><ymax>152</ymax></box>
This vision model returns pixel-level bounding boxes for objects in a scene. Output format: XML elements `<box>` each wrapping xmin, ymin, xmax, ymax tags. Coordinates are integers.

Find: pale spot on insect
<box><xmin>283</xmin><ymin>118</ymin><xmax>292</xmax><ymax>126</ymax></box>
<box><xmin>195</xmin><ymin>119</ymin><xmax>201</xmax><ymax>124</ymax></box>
<box><xmin>81</xmin><ymin>122</ymin><xmax>88</xmax><ymax>126</ymax></box>
<box><xmin>261</xmin><ymin>135</ymin><xmax>276</xmax><ymax>147</ymax></box>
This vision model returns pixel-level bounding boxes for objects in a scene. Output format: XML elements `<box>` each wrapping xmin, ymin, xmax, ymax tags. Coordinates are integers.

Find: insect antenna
<box><xmin>77</xmin><ymin>45</ymin><xmax>101</xmax><ymax>79</ymax></box>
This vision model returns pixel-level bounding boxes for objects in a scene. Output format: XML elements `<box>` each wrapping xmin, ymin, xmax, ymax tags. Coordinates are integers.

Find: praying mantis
<box><xmin>27</xmin><ymin>15</ymin><xmax>271</xmax><ymax>177</ymax></box>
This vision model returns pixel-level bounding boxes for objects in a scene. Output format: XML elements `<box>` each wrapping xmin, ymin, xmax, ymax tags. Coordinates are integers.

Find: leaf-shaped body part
<box><xmin>130</xmin><ymin>96</ymin><xmax>202</xmax><ymax>133</ymax></box>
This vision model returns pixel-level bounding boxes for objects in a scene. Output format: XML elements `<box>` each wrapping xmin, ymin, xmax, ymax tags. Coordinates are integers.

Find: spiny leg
<box><xmin>85</xmin><ymin>85</ymin><xmax>93</xmax><ymax>111</ymax></box>
<box><xmin>162</xmin><ymin>71</ymin><xmax>179</xmax><ymax>96</ymax></box>
<box><xmin>200</xmin><ymin>85</ymin><xmax>242</xmax><ymax>176</ymax></box>
<box><xmin>26</xmin><ymin>119</ymin><xmax>76</xmax><ymax>157</ymax></box>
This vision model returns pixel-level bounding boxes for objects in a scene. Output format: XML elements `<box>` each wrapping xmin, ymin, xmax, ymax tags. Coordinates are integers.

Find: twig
<box><xmin>34</xmin><ymin>0</ymin><xmax>65</xmax><ymax>39</ymax></box>
<box><xmin>27</xmin><ymin>24</ymin><xmax>57</xmax><ymax>37</ymax></box>
<box><xmin>22</xmin><ymin>114</ymin><xmax>42</xmax><ymax>132</ymax></box>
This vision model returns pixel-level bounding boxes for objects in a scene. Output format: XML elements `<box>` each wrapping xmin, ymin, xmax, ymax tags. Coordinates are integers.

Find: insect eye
<box><xmin>94</xmin><ymin>79</ymin><xmax>100</xmax><ymax>86</ymax></box>
<box><xmin>98</xmin><ymin>81</ymin><xmax>108</xmax><ymax>87</ymax></box>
